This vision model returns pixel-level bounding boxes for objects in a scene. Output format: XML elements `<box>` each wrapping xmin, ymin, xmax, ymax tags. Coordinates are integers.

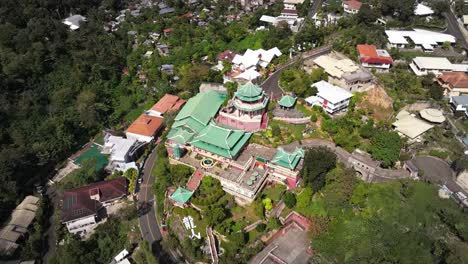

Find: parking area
<box><xmin>412</xmin><ymin>156</ymin><xmax>467</xmax><ymax>196</ymax></box>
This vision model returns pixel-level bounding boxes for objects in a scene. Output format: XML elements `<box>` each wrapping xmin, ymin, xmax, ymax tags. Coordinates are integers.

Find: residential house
<box><xmin>414</xmin><ymin>3</ymin><xmax>434</xmax><ymax>16</ymax></box>
<box><xmin>357</xmin><ymin>44</ymin><xmax>393</xmax><ymax>70</ymax></box>
<box><xmin>450</xmin><ymin>95</ymin><xmax>468</xmax><ymax>113</ymax></box>
<box><xmin>63</xmin><ymin>14</ymin><xmax>86</xmax><ymax>30</ymax></box>
<box><xmin>61</xmin><ymin>177</ymin><xmax>127</xmax><ymax>236</ymax></box>
<box><xmin>225</xmin><ymin>47</ymin><xmax>282</xmax><ymax>83</ymax></box>
<box><xmin>217</xmin><ymin>82</ymin><xmax>269</xmax><ymax>132</ymax></box>
<box><xmin>437</xmin><ymin>72</ymin><xmax>468</xmax><ymax>96</ymax></box>
<box><xmin>342</xmin><ymin>0</ymin><xmax>362</xmax><ymax>14</ymax></box>
<box><xmin>125</xmin><ymin>113</ymin><xmax>164</xmax><ymax>143</ymax></box>
<box><xmin>305</xmin><ymin>81</ymin><xmax>353</xmax><ymax>114</ymax></box>
<box><xmin>385</xmin><ymin>29</ymin><xmax>456</xmax><ymax>52</ymax></box>
<box><xmin>160</xmin><ymin>64</ymin><xmax>175</xmax><ymax>75</ymax></box>
<box><xmin>309</xmin><ymin>53</ymin><xmax>373</xmax><ymax>91</ymax></box>
<box><xmin>148</xmin><ymin>94</ymin><xmax>185</xmax><ymax>117</ymax></box>
<box><xmin>409</xmin><ymin>57</ymin><xmax>468</xmax><ymax>76</ymax></box>
<box><xmin>0</xmin><ymin>196</ymin><xmax>40</xmax><ymax>256</ymax></box>
<box><xmin>392</xmin><ymin>111</ymin><xmax>433</xmax><ymax>142</ymax></box>
<box><xmin>156</xmin><ymin>44</ymin><xmax>170</xmax><ymax>56</ymax></box>
<box><xmin>101</xmin><ymin>133</ymin><xmax>141</xmax><ymax>172</ymax></box>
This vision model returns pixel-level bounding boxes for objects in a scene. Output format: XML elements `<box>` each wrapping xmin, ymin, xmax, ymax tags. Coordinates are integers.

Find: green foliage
<box><xmin>133</xmin><ymin>241</ymin><xmax>159</xmax><ymax>264</ymax></box>
<box><xmin>124</xmin><ymin>168</ymin><xmax>138</xmax><ymax>194</ymax></box>
<box><xmin>262</xmin><ymin>198</ymin><xmax>273</xmax><ymax>211</ymax></box>
<box><xmin>369</xmin><ymin>130</ymin><xmax>402</xmax><ymax>168</ymax></box>
<box><xmin>429</xmin><ymin>149</ymin><xmax>449</xmax><ymax>160</ymax></box>
<box><xmin>50</xmin><ymin>205</ymin><xmax>138</xmax><ymax>264</ymax></box>
<box><xmin>279</xmin><ymin>68</ymin><xmax>324</xmax><ymax>97</ymax></box>
<box><xmin>283</xmin><ymin>192</ymin><xmax>297</xmax><ymax>208</ymax></box>
<box><xmin>300</xmin><ymin>147</ymin><xmax>337</xmax><ymax>192</ymax></box>
<box><xmin>271</xmin><ymin>123</ymin><xmax>281</xmax><ymax>137</ymax></box>
<box><xmin>314</xmin><ymin>181</ymin><xmax>468</xmax><ymax>263</ymax></box>
<box><xmin>255</xmin><ymin>223</ymin><xmax>266</xmax><ymax>232</ymax></box>
<box><xmin>61</xmin><ymin>158</ymin><xmax>104</xmax><ymax>190</ymax></box>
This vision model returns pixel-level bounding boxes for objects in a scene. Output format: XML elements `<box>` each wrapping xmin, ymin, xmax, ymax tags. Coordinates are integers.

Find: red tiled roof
<box><xmin>186</xmin><ymin>169</ymin><xmax>203</xmax><ymax>191</ymax></box>
<box><xmin>126</xmin><ymin>114</ymin><xmax>164</xmax><ymax>137</ymax></box>
<box><xmin>151</xmin><ymin>94</ymin><xmax>185</xmax><ymax>115</ymax></box>
<box><xmin>217</xmin><ymin>50</ymin><xmax>238</xmax><ymax>63</ymax></box>
<box><xmin>357</xmin><ymin>44</ymin><xmax>393</xmax><ymax>65</ymax></box>
<box><xmin>281</xmin><ymin>9</ymin><xmax>298</xmax><ymax>14</ymax></box>
<box><xmin>438</xmin><ymin>72</ymin><xmax>468</xmax><ymax>88</ymax></box>
<box><xmin>62</xmin><ymin>177</ymin><xmax>127</xmax><ymax>222</ymax></box>
<box><xmin>344</xmin><ymin>0</ymin><xmax>362</xmax><ymax>10</ymax></box>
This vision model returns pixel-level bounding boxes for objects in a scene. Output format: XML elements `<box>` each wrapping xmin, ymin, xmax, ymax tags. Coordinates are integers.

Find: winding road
<box><xmin>262</xmin><ymin>46</ymin><xmax>331</xmax><ymax>99</ymax></box>
<box><xmin>137</xmin><ymin>147</ymin><xmax>178</xmax><ymax>263</ymax></box>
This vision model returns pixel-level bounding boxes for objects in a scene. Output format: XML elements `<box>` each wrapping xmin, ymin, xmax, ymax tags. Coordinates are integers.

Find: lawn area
<box><xmin>231</xmin><ymin>204</ymin><xmax>261</xmax><ymax>223</ymax></box>
<box><xmin>270</xmin><ymin>119</ymin><xmax>306</xmax><ymax>140</ymax></box>
<box><xmin>124</xmin><ymin>99</ymin><xmax>156</xmax><ymax>123</ymax></box>
<box><xmin>261</xmin><ymin>184</ymin><xmax>286</xmax><ymax>202</ymax></box>
<box><xmin>171</xmin><ymin>207</ymin><xmax>207</xmax><ymax>238</ymax></box>
<box><xmin>295</xmin><ymin>103</ymin><xmax>314</xmax><ymax>116</ymax></box>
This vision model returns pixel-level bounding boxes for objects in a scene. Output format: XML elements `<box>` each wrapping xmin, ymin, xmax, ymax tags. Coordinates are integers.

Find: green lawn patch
<box><xmin>262</xmin><ymin>184</ymin><xmax>286</xmax><ymax>202</ymax></box>
<box><xmin>124</xmin><ymin>99</ymin><xmax>156</xmax><ymax>123</ymax></box>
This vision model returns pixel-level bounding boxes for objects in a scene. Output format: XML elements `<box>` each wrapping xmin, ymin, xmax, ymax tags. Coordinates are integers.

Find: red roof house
<box><xmin>217</xmin><ymin>50</ymin><xmax>238</xmax><ymax>63</ymax></box>
<box><xmin>62</xmin><ymin>177</ymin><xmax>127</xmax><ymax>223</ymax></box>
<box><xmin>126</xmin><ymin>113</ymin><xmax>164</xmax><ymax>142</ymax></box>
<box><xmin>357</xmin><ymin>44</ymin><xmax>393</xmax><ymax>69</ymax></box>
<box><xmin>149</xmin><ymin>94</ymin><xmax>185</xmax><ymax>117</ymax></box>
<box><xmin>437</xmin><ymin>72</ymin><xmax>468</xmax><ymax>95</ymax></box>
<box><xmin>343</xmin><ymin>0</ymin><xmax>362</xmax><ymax>13</ymax></box>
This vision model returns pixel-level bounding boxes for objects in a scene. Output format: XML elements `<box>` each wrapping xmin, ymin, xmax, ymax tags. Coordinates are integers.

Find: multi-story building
<box><xmin>409</xmin><ymin>57</ymin><xmax>468</xmax><ymax>76</ymax></box>
<box><xmin>305</xmin><ymin>81</ymin><xmax>353</xmax><ymax>114</ymax></box>
<box><xmin>217</xmin><ymin>82</ymin><xmax>269</xmax><ymax>132</ymax></box>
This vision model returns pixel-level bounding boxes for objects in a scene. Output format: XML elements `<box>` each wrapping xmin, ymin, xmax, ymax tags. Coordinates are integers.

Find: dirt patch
<box><xmin>358</xmin><ymin>86</ymin><xmax>393</xmax><ymax>121</ymax></box>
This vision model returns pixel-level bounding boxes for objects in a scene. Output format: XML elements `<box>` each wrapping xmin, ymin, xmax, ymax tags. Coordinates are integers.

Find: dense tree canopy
<box><xmin>300</xmin><ymin>147</ymin><xmax>337</xmax><ymax>192</ymax></box>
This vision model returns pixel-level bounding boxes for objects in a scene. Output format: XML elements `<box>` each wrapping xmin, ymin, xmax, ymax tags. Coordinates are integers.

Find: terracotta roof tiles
<box><xmin>126</xmin><ymin>114</ymin><xmax>164</xmax><ymax>137</ymax></box>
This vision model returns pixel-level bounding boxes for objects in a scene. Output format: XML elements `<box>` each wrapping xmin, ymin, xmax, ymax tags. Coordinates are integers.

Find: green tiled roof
<box><xmin>271</xmin><ymin>147</ymin><xmax>304</xmax><ymax>170</ymax></box>
<box><xmin>170</xmin><ymin>187</ymin><xmax>194</xmax><ymax>204</ymax></box>
<box><xmin>235</xmin><ymin>82</ymin><xmax>264</xmax><ymax>102</ymax></box>
<box><xmin>278</xmin><ymin>95</ymin><xmax>297</xmax><ymax>108</ymax></box>
<box><xmin>233</xmin><ymin>97</ymin><xmax>269</xmax><ymax>112</ymax></box>
<box><xmin>169</xmin><ymin>91</ymin><xmax>225</xmax><ymax>144</ymax></box>
<box><xmin>167</xmin><ymin>128</ymin><xmax>195</xmax><ymax>145</ymax></box>
<box><xmin>190</xmin><ymin>123</ymin><xmax>251</xmax><ymax>159</ymax></box>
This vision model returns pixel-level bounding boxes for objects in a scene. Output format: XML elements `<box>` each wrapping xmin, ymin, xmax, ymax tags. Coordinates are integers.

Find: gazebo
<box><xmin>278</xmin><ymin>95</ymin><xmax>297</xmax><ymax>109</ymax></box>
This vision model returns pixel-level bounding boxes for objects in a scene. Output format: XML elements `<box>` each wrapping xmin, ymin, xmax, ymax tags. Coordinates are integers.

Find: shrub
<box><xmin>283</xmin><ymin>192</ymin><xmax>297</xmax><ymax>208</ymax></box>
<box><xmin>255</xmin><ymin>223</ymin><xmax>267</xmax><ymax>232</ymax></box>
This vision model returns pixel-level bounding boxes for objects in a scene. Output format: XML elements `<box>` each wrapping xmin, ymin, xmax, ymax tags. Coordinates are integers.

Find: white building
<box><xmin>305</xmin><ymin>81</ymin><xmax>353</xmax><ymax>114</ymax></box>
<box><xmin>63</xmin><ymin>14</ymin><xmax>87</xmax><ymax>30</ymax></box>
<box><xmin>385</xmin><ymin>29</ymin><xmax>456</xmax><ymax>52</ymax></box>
<box><xmin>414</xmin><ymin>3</ymin><xmax>434</xmax><ymax>16</ymax></box>
<box><xmin>342</xmin><ymin>0</ymin><xmax>362</xmax><ymax>14</ymax></box>
<box><xmin>102</xmin><ymin>134</ymin><xmax>141</xmax><ymax>172</ymax></box>
<box><xmin>409</xmin><ymin>57</ymin><xmax>468</xmax><ymax>76</ymax></box>
<box><xmin>260</xmin><ymin>15</ymin><xmax>305</xmax><ymax>32</ymax></box>
<box><xmin>227</xmin><ymin>47</ymin><xmax>282</xmax><ymax>83</ymax></box>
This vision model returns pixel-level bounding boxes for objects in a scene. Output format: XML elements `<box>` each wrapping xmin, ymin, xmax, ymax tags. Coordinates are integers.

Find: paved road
<box><xmin>43</xmin><ymin>185</ymin><xmax>59</xmax><ymax>263</ymax></box>
<box><xmin>444</xmin><ymin>10</ymin><xmax>468</xmax><ymax>51</ymax></box>
<box><xmin>138</xmin><ymin>148</ymin><xmax>162</xmax><ymax>244</ymax></box>
<box><xmin>412</xmin><ymin>156</ymin><xmax>467</xmax><ymax>196</ymax></box>
<box><xmin>308</xmin><ymin>0</ymin><xmax>323</xmax><ymax>19</ymax></box>
<box><xmin>262</xmin><ymin>46</ymin><xmax>331</xmax><ymax>100</ymax></box>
